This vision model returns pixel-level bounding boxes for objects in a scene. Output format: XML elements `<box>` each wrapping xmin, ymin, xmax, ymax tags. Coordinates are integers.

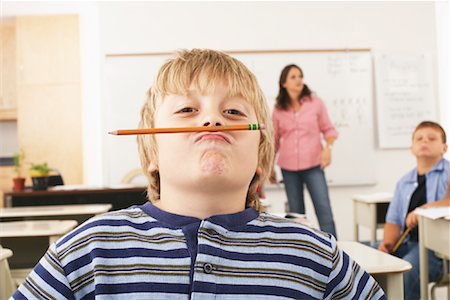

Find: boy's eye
<box><xmin>224</xmin><ymin>109</ymin><xmax>246</xmax><ymax>117</ymax></box>
<box><xmin>176</xmin><ymin>107</ymin><xmax>197</xmax><ymax>113</ymax></box>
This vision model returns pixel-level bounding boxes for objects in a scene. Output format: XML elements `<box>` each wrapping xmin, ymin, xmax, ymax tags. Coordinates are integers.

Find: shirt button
<box><xmin>203</xmin><ymin>263</ymin><xmax>214</xmax><ymax>274</ymax></box>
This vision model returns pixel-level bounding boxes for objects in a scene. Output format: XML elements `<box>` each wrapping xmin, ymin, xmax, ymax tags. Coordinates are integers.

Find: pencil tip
<box><xmin>108</xmin><ymin>131</ymin><xmax>117</xmax><ymax>135</ymax></box>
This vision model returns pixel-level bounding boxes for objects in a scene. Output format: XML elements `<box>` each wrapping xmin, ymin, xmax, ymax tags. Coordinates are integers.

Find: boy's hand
<box><xmin>378</xmin><ymin>241</ymin><xmax>392</xmax><ymax>254</ymax></box>
<box><xmin>405</xmin><ymin>212</ymin><xmax>419</xmax><ymax>229</ymax></box>
<box><xmin>320</xmin><ymin>147</ymin><xmax>332</xmax><ymax>169</ymax></box>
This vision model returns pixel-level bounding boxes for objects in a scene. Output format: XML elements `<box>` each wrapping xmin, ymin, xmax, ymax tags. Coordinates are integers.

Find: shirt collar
<box><xmin>139</xmin><ymin>201</ymin><xmax>259</xmax><ymax>229</ymax></box>
<box><xmin>405</xmin><ymin>158</ymin><xmax>446</xmax><ymax>182</ymax></box>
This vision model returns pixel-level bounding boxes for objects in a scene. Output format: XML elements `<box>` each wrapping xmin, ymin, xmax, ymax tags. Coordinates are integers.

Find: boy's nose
<box><xmin>203</xmin><ymin>121</ymin><xmax>222</xmax><ymax>127</ymax></box>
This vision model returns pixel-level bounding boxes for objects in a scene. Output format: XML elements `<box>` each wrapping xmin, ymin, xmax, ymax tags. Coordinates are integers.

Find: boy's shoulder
<box><xmin>54</xmin><ymin>205</ymin><xmax>173</xmax><ymax>249</ymax></box>
<box><xmin>251</xmin><ymin>212</ymin><xmax>336</xmax><ymax>252</ymax></box>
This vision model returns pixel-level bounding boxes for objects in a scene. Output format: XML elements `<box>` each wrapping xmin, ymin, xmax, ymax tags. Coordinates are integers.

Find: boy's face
<box><xmin>153</xmin><ymin>82</ymin><xmax>260</xmax><ymax>194</ymax></box>
<box><xmin>411</xmin><ymin>127</ymin><xmax>447</xmax><ymax>159</ymax></box>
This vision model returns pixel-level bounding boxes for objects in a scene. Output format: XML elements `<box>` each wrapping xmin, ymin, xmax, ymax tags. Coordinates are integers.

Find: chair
<box><xmin>0</xmin><ymin>246</ymin><xmax>16</xmax><ymax>299</ymax></box>
<box><xmin>431</xmin><ymin>255</ymin><xmax>450</xmax><ymax>300</ymax></box>
<box><xmin>121</xmin><ymin>168</ymin><xmax>145</xmax><ymax>185</ymax></box>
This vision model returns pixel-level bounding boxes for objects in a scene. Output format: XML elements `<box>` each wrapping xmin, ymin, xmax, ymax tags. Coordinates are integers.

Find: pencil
<box><xmin>109</xmin><ymin>123</ymin><xmax>265</xmax><ymax>135</ymax></box>
<box><xmin>392</xmin><ymin>227</ymin><xmax>411</xmax><ymax>254</ymax></box>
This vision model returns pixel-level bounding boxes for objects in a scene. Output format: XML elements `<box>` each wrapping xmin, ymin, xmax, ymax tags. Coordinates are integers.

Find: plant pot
<box><xmin>31</xmin><ymin>176</ymin><xmax>49</xmax><ymax>191</ymax></box>
<box><xmin>13</xmin><ymin>177</ymin><xmax>26</xmax><ymax>191</ymax></box>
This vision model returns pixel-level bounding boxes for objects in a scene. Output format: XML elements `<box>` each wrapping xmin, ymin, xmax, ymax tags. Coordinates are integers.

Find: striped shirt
<box><xmin>13</xmin><ymin>202</ymin><xmax>385</xmax><ymax>299</ymax></box>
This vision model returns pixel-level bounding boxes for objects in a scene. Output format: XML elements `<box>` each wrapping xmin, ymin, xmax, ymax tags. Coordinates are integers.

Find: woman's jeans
<box><xmin>281</xmin><ymin>166</ymin><xmax>337</xmax><ymax>238</ymax></box>
<box><xmin>394</xmin><ymin>241</ymin><xmax>444</xmax><ymax>300</ymax></box>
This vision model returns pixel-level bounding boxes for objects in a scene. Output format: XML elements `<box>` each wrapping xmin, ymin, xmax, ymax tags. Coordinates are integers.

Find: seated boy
<box><xmin>378</xmin><ymin>121</ymin><xmax>449</xmax><ymax>300</ymax></box>
<box><xmin>13</xmin><ymin>49</ymin><xmax>385</xmax><ymax>299</ymax></box>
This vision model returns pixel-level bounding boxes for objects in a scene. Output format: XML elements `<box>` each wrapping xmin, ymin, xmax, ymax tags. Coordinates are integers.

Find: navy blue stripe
<box><xmin>59</xmin><ymin>232</ymin><xmax>183</xmax><ymax>257</ymax></box>
<box><xmin>11</xmin><ymin>290</ymin><xmax>27</xmax><ymax>299</ymax></box>
<box><xmin>81</xmin><ymin>290</ymin><xmax>95</xmax><ymax>299</ymax></box>
<box><xmin>34</xmin><ymin>263</ymin><xmax>75</xmax><ymax>299</ymax></box>
<box><xmin>199</xmin><ymin>245</ymin><xmax>330</xmax><ymax>276</ymax></box>
<box><xmin>324</xmin><ymin>250</ymin><xmax>349</xmax><ymax>297</ymax></box>
<box><xmin>194</xmin><ymin>282</ymin><xmax>319</xmax><ymax>299</ymax></box>
<box><xmin>64</xmin><ymin>248</ymin><xmax>189</xmax><ymax>274</ymax></box>
<box><xmin>58</xmin><ymin>218</ymin><xmax>165</xmax><ymax>245</ymax></box>
<box><xmin>353</xmin><ymin>271</ymin><xmax>370</xmax><ymax>300</ymax></box>
<box><xmin>242</xmin><ymin>224</ymin><xmax>331</xmax><ymax>247</ymax></box>
<box><xmin>95</xmin><ymin>282</ymin><xmax>189</xmax><ymax>294</ymax></box>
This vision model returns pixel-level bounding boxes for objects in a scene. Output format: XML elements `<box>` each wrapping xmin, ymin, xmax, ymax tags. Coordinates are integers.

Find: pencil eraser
<box><xmin>260</xmin><ymin>123</ymin><xmax>265</xmax><ymax>129</ymax></box>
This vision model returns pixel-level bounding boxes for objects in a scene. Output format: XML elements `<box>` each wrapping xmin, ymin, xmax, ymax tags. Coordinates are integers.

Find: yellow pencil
<box><xmin>392</xmin><ymin>227</ymin><xmax>411</xmax><ymax>254</ymax></box>
<box><xmin>109</xmin><ymin>123</ymin><xmax>265</xmax><ymax>135</ymax></box>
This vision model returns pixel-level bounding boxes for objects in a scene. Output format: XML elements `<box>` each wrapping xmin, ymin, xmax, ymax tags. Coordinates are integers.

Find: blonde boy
<box><xmin>379</xmin><ymin>121</ymin><xmax>449</xmax><ymax>300</ymax></box>
<box><xmin>13</xmin><ymin>49</ymin><xmax>384</xmax><ymax>299</ymax></box>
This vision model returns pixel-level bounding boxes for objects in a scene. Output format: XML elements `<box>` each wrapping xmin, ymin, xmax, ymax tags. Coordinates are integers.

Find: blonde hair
<box><xmin>137</xmin><ymin>49</ymin><xmax>274</xmax><ymax>211</ymax></box>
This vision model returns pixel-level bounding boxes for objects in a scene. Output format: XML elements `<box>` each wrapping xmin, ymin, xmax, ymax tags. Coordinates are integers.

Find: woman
<box><xmin>271</xmin><ymin>64</ymin><xmax>338</xmax><ymax>237</ymax></box>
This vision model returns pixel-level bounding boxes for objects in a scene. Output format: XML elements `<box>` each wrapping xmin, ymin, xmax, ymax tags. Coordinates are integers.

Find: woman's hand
<box><xmin>269</xmin><ymin>169</ymin><xmax>277</xmax><ymax>184</ymax></box>
<box><xmin>320</xmin><ymin>147</ymin><xmax>332</xmax><ymax>169</ymax></box>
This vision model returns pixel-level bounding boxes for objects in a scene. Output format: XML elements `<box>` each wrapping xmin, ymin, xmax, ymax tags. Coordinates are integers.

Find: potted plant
<box><xmin>12</xmin><ymin>150</ymin><xmax>26</xmax><ymax>191</ymax></box>
<box><xmin>29</xmin><ymin>162</ymin><xmax>51</xmax><ymax>191</ymax></box>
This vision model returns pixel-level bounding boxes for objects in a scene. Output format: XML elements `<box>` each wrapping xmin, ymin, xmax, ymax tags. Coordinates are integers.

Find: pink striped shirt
<box><xmin>272</xmin><ymin>95</ymin><xmax>338</xmax><ymax>171</ymax></box>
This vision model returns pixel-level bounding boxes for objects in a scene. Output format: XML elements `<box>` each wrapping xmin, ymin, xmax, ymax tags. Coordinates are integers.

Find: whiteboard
<box><xmin>375</xmin><ymin>54</ymin><xmax>436</xmax><ymax>148</ymax></box>
<box><xmin>104</xmin><ymin>50</ymin><xmax>376</xmax><ymax>186</ymax></box>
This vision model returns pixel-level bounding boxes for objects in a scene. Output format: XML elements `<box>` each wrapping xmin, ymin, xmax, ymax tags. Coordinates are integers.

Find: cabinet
<box><xmin>0</xmin><ymin>18</ymin><xmax>17</xmax><ymax>120</ymax></box>
<box><xmin>0</xmin><ymin>15</ymin><xmax>82</xmax><ymax>197</ymax></box>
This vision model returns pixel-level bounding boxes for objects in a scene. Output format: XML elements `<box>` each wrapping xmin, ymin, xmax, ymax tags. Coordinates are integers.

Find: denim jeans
<box><xmin>394</xmin><ymin>241</ymin><xmax>444</xmax><ymax>300</ymax></box>
<box><xmin>281</xmin><ymin>166</ymin><xmax>337</xmax><ymax>238</ymax></box>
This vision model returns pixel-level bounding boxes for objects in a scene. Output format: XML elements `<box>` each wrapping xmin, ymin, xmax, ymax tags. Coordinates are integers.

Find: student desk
<box><xmin>0</xmin><ymin>204</ymin><xmax>112</xmax><ymax>223</ymax></box>
<box><xmin>3</xmin><ymin>186</ymin><xmax>147</xmax><ymax>211</ymax></box>
<box><xmin>0</xmin><ymin>247</ymin><xmax>16</xmax><ymax>299</ymax></box>
<box><xmin>0</xmin><ymin>220</ymin><xmax>78</xmax><ymax>270</ymax></box>
<box><xmin>352</xmin><ymin>192</ymin><xmax>392</xmax><ymax>244</ymax></box>
<box><xmin>338</xmin><ymin>241</ymin><xmax>412</xmax><ymax>299</ymax></box>
<box><xmin>418</xmin><ymin>214</ymin><xmax>450</xmax><ymax>300</ymax></box>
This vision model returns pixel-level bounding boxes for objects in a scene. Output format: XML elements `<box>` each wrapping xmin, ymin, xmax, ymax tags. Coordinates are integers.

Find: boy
<box><xmin>379</xmin><ymin>121</ymin><xmax>449</xmax><ymax>300</ymax></box>
<box><xmin>13</xmin><ymin>49</ymin><xmax>384</xmax><ymax>299</ymax></box>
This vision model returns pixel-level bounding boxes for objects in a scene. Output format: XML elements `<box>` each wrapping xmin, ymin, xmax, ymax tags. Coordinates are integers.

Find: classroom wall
<box><xmin>3</xmin><ymin>1</ymin><xmax>448</xmax><ymax>241</ymax></box>
<box><xmin>96</xmin><ymin>1</ymin><xmax>442</xmax><ymax>240</ymax></box>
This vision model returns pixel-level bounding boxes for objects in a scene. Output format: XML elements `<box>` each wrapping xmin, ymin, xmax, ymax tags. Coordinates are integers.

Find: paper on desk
<box><xmin>415</xmin><ymin>207</ymin><xmax>450</xmax><ymax>220</ymax></box>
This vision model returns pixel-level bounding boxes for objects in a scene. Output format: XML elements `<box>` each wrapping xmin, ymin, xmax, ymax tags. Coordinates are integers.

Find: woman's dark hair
<box><xmin>275</xmin><ymin>64</ymin><xmax>312</xmax><ymax>110</ymax></box>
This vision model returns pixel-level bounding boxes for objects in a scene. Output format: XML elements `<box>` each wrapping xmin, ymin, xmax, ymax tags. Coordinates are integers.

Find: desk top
<box><xmin>0</xmin><ymin>220</ymin><xmax>78</xmax><ymax>238</ymax></box>
<box><xmin>353</xmin><ymin>192</ymin><xmax>393</xmax><ymax>203</ymax></box>
<box><xmin>0</xmin><ymin>247</ymin><xmax>13</xmax><ymax>260</ymax></box>
<box><xmin>338</xmin><ymin>241</ymin><xmax>412</xmax><ymax>274</ymax></box>
<box><xmin>4</xmin><ymin>186</ymin><xmax>146</xmax><ymax>197</ymax></box>
<box><xmin>0</xmin><ymin>204</ymin><xmax>112</xmax><ymax>218</ymax></box>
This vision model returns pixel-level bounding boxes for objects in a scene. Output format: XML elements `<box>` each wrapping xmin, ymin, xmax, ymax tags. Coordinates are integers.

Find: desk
<box><xmin>0</xmin><ymin>220</ymin><xmax>78</xmax><ymax>244</ymax></box>
<box><xmin>0</xmin><ymin>247</ymin><xmax>16</xmax><ymax>299</ymax></box>
<box><xmin>353</xmin><ymin>192</ymin><xmax>392</xmax><ymax>244</ymax></box>
<box><xmin>0</xmin><ymin>204</ymin><xmax>112</xmax><ymax>223</ymax></box>
<box><xmin>338</xmin><ymin>241</ymin><xmax>412</xmax><ymax>299</ymax></box>
<box><xmin>4</xmin><ymin>186</ymin><xmax>147</xmax><ymax>210</ymax></box>
<box><xmin>0</xmin><ymin>220</ymin><xmax>78</xmax><ymax>269</ymax></box>
<box><xmin>418</xmin><ymin>214</ymin><xmax>450</xmax><ymax>300</ymax></box>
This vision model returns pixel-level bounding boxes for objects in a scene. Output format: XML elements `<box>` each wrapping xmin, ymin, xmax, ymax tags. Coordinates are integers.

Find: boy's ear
<box><xmin>443</xmin><ymin>144</ymin><xmax>448</xmax><ymax>154</ymax></box>
<box><xmin>256</xmin><ymin>167</ymin><xmax>264</xmax><ymax>178</ymax></box>
<box><xmin>148</xmin><ymin>161</ymin><xmax>158</xmax><ymax>174</ymax></box>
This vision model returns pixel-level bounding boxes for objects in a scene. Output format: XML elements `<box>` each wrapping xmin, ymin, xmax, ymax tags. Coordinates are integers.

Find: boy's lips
<box><xmin>195</xmin><ymin>132</ymin><xmax>231</xmax><ymax>143</ymax></box>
